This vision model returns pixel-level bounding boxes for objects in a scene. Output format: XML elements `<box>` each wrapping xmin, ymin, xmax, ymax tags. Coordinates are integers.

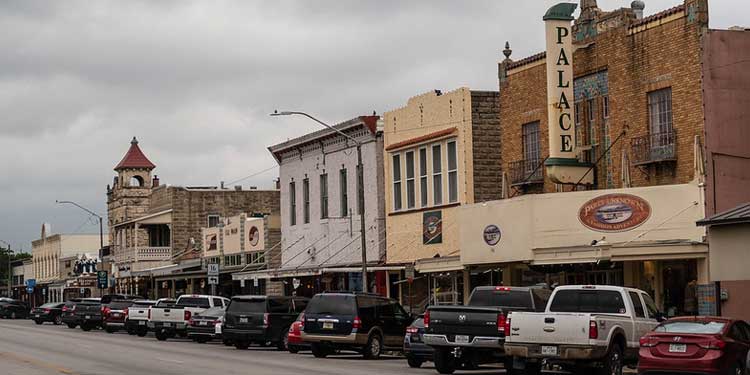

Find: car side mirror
<box><xmin>655</xmin><ymin>312</ymin><xmax>667</xmax><ymax>322</ymax></box>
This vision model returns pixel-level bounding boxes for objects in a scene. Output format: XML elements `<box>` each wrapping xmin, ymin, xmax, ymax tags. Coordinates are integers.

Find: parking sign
<box><xmin>207</xmin><ymin>263</ymin><xmax>220</xmax><ymax>276</ymax></box>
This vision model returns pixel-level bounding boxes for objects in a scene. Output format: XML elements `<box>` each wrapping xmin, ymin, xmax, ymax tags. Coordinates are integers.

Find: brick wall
<box><xmin>471</xmin><ymin>91</ymin><xmax>503</xmax><ymax>203</ymax></box>
<box><xmin>500</xmin><ymin>0</ymin><xmax>707</xmax><ymax>195</ymax></box>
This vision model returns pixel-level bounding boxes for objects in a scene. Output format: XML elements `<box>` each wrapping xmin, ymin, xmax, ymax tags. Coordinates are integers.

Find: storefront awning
<box><xmin>130</xmin><ymin>259</ymin><xmax>202</xmax><ymax>277</ymax></box>
<box><xmin>531</xmin><ymin>240</ymin><xmax>708</xmax><ymax>266</ymax></box>
<box><xmin>232</xmin><ymin>265</ymin><xmax>405</xmax><ymax>281</ymax></box>
<box><xmin>415</xmin><ymin>256</ymin><xmax>464</xmax><ymax>273</ymax></box>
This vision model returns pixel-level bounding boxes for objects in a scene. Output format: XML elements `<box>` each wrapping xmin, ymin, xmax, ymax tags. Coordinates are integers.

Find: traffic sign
<box><xmin>26</xmin><ymin>279</ymin><xmax>36</xmax><ymax>288</ymax></box>
<box><xmin>207</xmin><ymin>263</ymin><xmax>220</xmax><ymax>276</ymax></box>
<box><xmin>26</xmin><ymin>287</ymin><xmax>34</xmax><ymax>294</ymax></box>
<box><xmin>97</xmin><ymin>271</ymin><xmax>108</xmax><ymax>289</ymax></box>
<box><xmin>208</xmin><ymin>276</ymin><xmax>219</xmax><ymax>285</ymax></box>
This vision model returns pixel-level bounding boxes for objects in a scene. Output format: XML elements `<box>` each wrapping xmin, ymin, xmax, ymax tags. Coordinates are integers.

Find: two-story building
<box><xmin>107</xmin><ymin>137</ymin><xmax>280</xmax><ymax>298</ymax></box>
<box><xmin>383</xmin><ymin>88</ymin><xmax>501</xmax><ymax>309</ymax></box>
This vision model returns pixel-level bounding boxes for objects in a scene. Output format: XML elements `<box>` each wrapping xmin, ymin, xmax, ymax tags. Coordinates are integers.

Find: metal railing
<box><xmin>508</xmin><ymin>159</ymin><xmax>544</xmax><ymax>185</ymax></box>
<box><xmin>113</xmin><ymin>246</ymin><xmax>172</xmax><ymax>263</ymax></box>
<box><xmin>630</xmin><ymin>130</ymin><xmax>677</xmax><ymax>165</ymax></box>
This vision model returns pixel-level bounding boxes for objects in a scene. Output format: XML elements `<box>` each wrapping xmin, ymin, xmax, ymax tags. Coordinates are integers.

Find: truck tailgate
<box><xmin>150</xmin><ymin>307</ymin><xmax>185</xmax><ymax>323</ymax></box>
<box><xmin>428</xmin><ymin>306</ymin><xmax>506</xmax><ymax>337</ymax></box>
<box><xmin>508</xmin><ymin>312</ymin><xmax>592</xmax><ymax>346</ymax></box>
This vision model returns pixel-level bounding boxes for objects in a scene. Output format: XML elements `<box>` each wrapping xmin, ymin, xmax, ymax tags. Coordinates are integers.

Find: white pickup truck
<box><xmin>504</xmin><ymin>285</ymin><xmax>663</xmax><ymax>375</ymax></box>
<box><xmin>148</xmin><ymin>294</ymin><xmax>229</xmax><ymax>341</ymax></box>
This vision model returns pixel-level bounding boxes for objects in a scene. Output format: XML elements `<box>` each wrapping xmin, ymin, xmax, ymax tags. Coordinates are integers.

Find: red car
<box><xmin>638</xmin><ymin>316</ymin><xmax>750</xmax><ymax>375</ymax></box>
<box><xmin>286</xmin><ymin>314</ymin><xmax>309</xmax><ymax>354</ymax></box>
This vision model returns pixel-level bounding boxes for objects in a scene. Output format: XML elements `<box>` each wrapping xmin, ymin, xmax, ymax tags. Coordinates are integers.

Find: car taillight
<box><xmin>147</xmin><ymin>308</ymin><xmax>151</xmax><ymax>320</ymax></box>
<box><xmin>184</xmin><ymin>310</ymin><xmax>192</xmax><ymax>321</ymax></box>
<box><xmin>44</xmin><ymin>308</ymin><xmax>51</xmax><ymax>313</ymax></box>
<box><xmin>504</xmin><ymin>316</ymin><xmax>512</xmax><ymax>336</ymax></box>
<box><xmin>497</xmin><ymin>313</ymin><xmax>507</xmax><ymax>335</ymax></box>
<box><xmin>423</xmin><ymin>310</ymin><xmax>430</xmax><ymax>329</ymax></box>
<box><xmin>62</xmin><ymin>306</ymin><xmax>68</xmax><ymax>312</ymax></box>
<box><xmin>102</xmin><ymin>307</ymin><xmax>111</xmax><ymax>316</ymax></box>
<box><xmin>699</xmin><ymin>338</ymin><xmax>726</xmax><ymax>350</ymax></box>
<box><xmin>213</xmin><ymin>319</ymin><xmax>221</xmax><ymax>325</ymax></box>
<box><xmin>263</xmin><ymin>313</ymin><xmax>269</xmax><ymax>328</ymax></box>
<box><xmin>352</xmin><ymin>316</ymin><xmax>362</xmax><ymax>330</ymax></box>
<box><xmin>299</xmin><ymin>313</ymin><xmax>305</xmax><ymax>331</ymax></box>
<box><xmin>123</xmin><ymin>308</ymin><xmax>128</xmax><ymax>317</ymax></box>
<box><xmin>639</xmin><ymin>336</ymin><xmax>659</xmax><ymax>347</ymax></box>
<box><xmin>406</xmin><ymin>327</ymin><xmax>418</xmax><ymax>334</ymax></box>
<box><xmin>589</xmin><ymin>321</ymin><xmax>599</xmax><ymax>339</ymax></box>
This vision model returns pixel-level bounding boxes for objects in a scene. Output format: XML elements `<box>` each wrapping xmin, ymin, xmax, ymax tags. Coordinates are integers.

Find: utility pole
<box><xmin>271</xmin><ymin>111</ymin><xmax>370</xmax><ymax>292</ymax></box>
<box><xmin>56</xmin><ymin>200</ymin><xmax>104</xmax><ymax>255</ymax></box>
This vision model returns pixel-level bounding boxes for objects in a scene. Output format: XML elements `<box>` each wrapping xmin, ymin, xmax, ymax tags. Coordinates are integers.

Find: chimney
<box><xmin>152</xmin><ymin>175</ymin><xmax>160</xmax><ymax>188</ymax></box>
<box><xmin>220</xmin><ymin>181</ymin><xmax>225</xmax><ymax>189</ymax></box>
<box><xmin>234</xmin><ymin>185</ymin><xmax>242</xmax><ymax>191</ymax></box>
<box><xmin>631</xmin><ymin>1</ymin><xmax>645</xmax><ymax>20</ymax></box>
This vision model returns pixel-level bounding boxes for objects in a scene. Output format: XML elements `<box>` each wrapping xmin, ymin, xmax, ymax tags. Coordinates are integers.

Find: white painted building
<box><xmin>263</xmin><ymin>116</ymin><xmax>388</xmax><ymax>295</ymax></box>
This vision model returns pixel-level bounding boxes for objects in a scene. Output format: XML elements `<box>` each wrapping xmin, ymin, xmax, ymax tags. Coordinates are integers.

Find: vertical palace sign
<box><xmin>543</xmin><ymin>3</ymin><xmax>594</xmax><ymax>185</ymax></box>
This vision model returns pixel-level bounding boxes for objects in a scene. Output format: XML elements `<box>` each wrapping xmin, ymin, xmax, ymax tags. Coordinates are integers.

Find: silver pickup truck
<box><xmin>148</xmin><ymin>295</ymin><xmax>228</xmax><ymax>341</ymax></box>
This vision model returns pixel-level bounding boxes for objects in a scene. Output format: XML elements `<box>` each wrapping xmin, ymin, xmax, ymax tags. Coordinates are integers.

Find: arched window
<box><xmin>129</xmin><ymin>175</ymin><xmax>144</xmax><ymax>187</ymax></box>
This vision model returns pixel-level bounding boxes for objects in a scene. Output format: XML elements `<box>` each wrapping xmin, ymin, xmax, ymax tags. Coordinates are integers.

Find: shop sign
<box><xmin>292</xmin><ymin>278</ymin><xmax>301</xmax><ymax>289</ymax></box>
<box><xmin>206</xmin><ymin>234</ymin><xmax>218</xmax><ymax>251</ymax></box>
<box><xmin>423</xmin><ymin>211</ymin><xmax>443</xmax><ymax>245</ymax></box>
<box><xmin>578</xmin><ymin>194</ymin><xmax>651</xmax><ymax>232</ymax></box>
<box><xmin>97</xmin><ymin>271</ymin><xmax>108</xmax><ymax>289</ymax></box>
<box><xmin>248</xmin><ymin>226</ymin><xmax>260</xmax><ymax>247</ymax></box>
<box><xmin>483</xmin><ymin>225</ymin><xmax>502</xmax><ymax>246</ymax></box>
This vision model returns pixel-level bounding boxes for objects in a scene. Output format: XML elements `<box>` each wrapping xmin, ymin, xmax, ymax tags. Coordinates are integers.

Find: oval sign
<box><xmin>483</xmin><ymin>225</ymin><xmax>502</xmax><ymax>246</ymax></box>
<box><xmin>578</xmin><ymin>194</ymin><xmax>651</xmax><ymax>232</ymax></box>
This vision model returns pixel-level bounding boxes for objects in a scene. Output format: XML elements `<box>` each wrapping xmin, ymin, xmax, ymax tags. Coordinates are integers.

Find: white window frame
<box><xmin>392</xmin><ymin>154</ymin><xmax>402</xmax><ymax>211</ymax></box>
<box><xmin>405</xmin><ymin>151</ymin><xmax>415</xmax><ymax>209</ymax></box>
<box><xmin>432</xmin><ymin>144</ymin><xmax>443</xmax><ymax>206</ymax></box>
<box><xmin>447</xmin><ymin>140</ymin><xmax>458</xmax><ymax>203</ymax></box>
<box><xmin>419</xmin><ymin>147</ymin><xmax>428</xmax><ymax>207</ymax></box>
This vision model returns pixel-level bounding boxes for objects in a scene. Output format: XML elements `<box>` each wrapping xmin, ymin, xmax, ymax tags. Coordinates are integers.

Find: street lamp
<box><xmin>0</xmin><ymin>239</ymin><xmax>12</xmax><ymax>298</ymax></box>
<box><xmin>55</xmin><ymin>200</ymin><xmax>104</xmax><ymax>259</ymax></box>
<box><xmin>270</xmin><ymin>110</ymin><xmax>370</xmax><ymax>292</ymax></box>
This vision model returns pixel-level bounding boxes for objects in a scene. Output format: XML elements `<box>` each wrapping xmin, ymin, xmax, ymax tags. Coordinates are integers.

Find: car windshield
<box><xmin>655</xmin><ymin>321</ymin><xmax>727</xmax><ymax>334</ymax></box>
<box><xmin>305</xmin><ymin>295</ymin><xmax>356</xmax><ymax>316</ymax></box>
<box><xmin>227</xmin><ymin>298</ymin><xmax>266</xmax><ymax>313</ymax></box>
<box><xmin>470</xmin><ymin>289</ymin><xmax>533</xmax><ymax>308</ymax></box>
<box><xmin>177</xmin><ymin>297</ymin><xmax>211</xmax><ymax>308</ymax></box>
<box><xmin>549</xmin><ymin>290</ymin><xmax>626</xmax><ymax>314</ymax></box>
<box><xmin>197</xmin><ymin>307</ymin><xmax>225</xmax><ymax>317</ymax></box>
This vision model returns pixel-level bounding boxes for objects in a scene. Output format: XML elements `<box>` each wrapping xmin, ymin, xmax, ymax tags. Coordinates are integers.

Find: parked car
<box><xmin>404</xmin><ymin>315</ymin><xmax>433</xmax><ymax>368</ymax></box>
<box><xmin>224</xmin><ymin>295</ymin><xmax>308</xmax><ymax>350</ymax></box>
<box><xmin>61</xmin><ymin>299</ymin><xmax>82</xmax><ymax>328</ymax></box>
<box><xmin>101</xmin><ymin>294</ymin><xmax>140</xmax><ymax>304</ymax></box>
<box><xmin>287</xmin><ymin>313</ymin><xmax>310</xmax><ymax>354</ymax></box>
<box><xmin>31</xmin><ymin>302</ymin><xmax>66</xmax><ymax>325</ymax></box>
<box><xmin>148</xmin><ymin>294</ymin><xmax>229</xmax><ymax>341</ymax></box>
<box><xmin>187</xmin><ymin>306</ymin><xmax>226</xmax><ymax>343</ymax></box>
<box><xmin>0</xmin><ymin>299</ymin><xmax>29</xmax><ymax>319</ymax></box>
<box><xmin>301</xmin><ymin>292</ymin><xmax>412</xmax><ymax>359</ymax></box>
<box><xmin>124</xmin><ymin>299</ymin><xmax>165</xmax><ymax>336</ymax></box>
<box><xmin>638</xmin><ymin>316</ymin><xmax>750</xmax><ymax>375</ymax></box>
<box><xmin>423</xmin><ymin>286</ymin><xmax>551</xmax><ymax>374</ymax></box>
<box><xmin>74</xmin><ymin>298</ymin><xmax>103</xmax><ymax>331</ymax></box>
<box><xmin>102</xmin><ymin>300</ymin><xmax>135</xmax><ymax>333</ymax></box>
<box><xmin>505</xmin><ymin>285</ymin><xmax>661</xmax><ymax>375</ymax></box>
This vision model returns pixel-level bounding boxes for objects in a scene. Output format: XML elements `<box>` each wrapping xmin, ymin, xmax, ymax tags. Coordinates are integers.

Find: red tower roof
<box><xmin>114</xmin><ymin>137</ymin><xmax>156</xmax><ymax>170</ymax></box>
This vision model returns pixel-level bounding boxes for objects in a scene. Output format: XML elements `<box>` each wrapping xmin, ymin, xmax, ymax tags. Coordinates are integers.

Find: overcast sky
<box><xmin>0</xmin><ymin>0</ymin><xmax>745</xmax><ymax>251</ymax></box>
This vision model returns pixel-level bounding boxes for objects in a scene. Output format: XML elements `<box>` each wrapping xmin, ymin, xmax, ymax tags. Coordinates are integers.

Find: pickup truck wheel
<box><xmin>34</xmin><ymin>320</ymin><xmax>43</xmax><ymax>325</ymax></box>
<box><xmin>155</xmin><ymin>330</ymin><xmax>169</xmax><ymax>341</ymax></box>
<box><xmin>434</xmin><ymin>348</ymin><xmax>456</xmax><ymax>374</ymax></box>
<box><xmin>222</xmin><ymin>339</ymin><xmax>233</xmax><ymax>346</ymax></box>
<box><xmin>137</xmin><ymin>327</ymin><xmax>148</xmax><ymax>337</ymax></box>
<box><xmin>277</xmin><ymin>331</ymin><xmax>289</xmax><ymax>351</ymax></box>
<box><xmin>407</xmin><ymin>356</ymin><xmax>423</xmax><ymax>368</ymax></box>
<box><xmin>81</xmin><ymin>324</ymin><xmax>92</xmax><ymax>332</ymax></box>
<box><xmin>363</xmin><ymin>333</ymin><xmax>382</xmax><ymax>360</ymax></box>
<box><xmin>67</xmin><ymin>323</ymin><xmax>77</xmax><ymax>329</ymax></box>
<box><xmin>234</xmin><ymin>341</ymin><xmax>249</xmax><ymax>350</ymax></box>
<box><xmin>598</xmin><ymin>344</ymin><xmax>623</xmax><ymax>375</ymax></box>
<box><xmin>311</xmin><ymin>343</ymin><xmax>329</xmax><ymax>358</ymax></box>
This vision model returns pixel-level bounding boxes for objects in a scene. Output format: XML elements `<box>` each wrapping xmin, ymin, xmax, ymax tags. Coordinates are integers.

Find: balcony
<box><xmin>508</xmin><ymin>159</ymin><xmax>544</xmax><ymax>186</ymax></box>
<box><xmin>630</xmin><ymin>130</ymin><xmax>677</xmax><ymax>166</ymax></box>
<box><xmin>113</xmin><ymin>246</ymin><xmax>172</xmax><ymax>264</ymax></box>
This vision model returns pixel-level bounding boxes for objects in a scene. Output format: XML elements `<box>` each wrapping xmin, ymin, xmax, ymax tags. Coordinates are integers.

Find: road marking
<box><xmin>155</xmin><ymin>357</ymin><xmax>185</xmax><ymax>364</ymax></box>
<box><xmin>0</xmin><ymin>352</ymin><xmax>78</xmax><ymax>374</ymax></box>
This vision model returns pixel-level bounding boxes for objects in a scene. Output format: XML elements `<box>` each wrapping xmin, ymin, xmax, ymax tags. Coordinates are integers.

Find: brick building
<box><xmin>107</xmin><ymin>138</ymin><xmax>280</xmax><ymax>298</ymax></box>
<box><xmin>383</xmin><ymin>88</ymin><xmax>501</xmax><ymax>309</ymax></box>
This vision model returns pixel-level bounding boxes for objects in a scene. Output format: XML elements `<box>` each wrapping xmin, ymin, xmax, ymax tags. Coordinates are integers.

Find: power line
<box><xmin>224</xmin><ymin>165</ymin><xmax>278</xmax><ymax>186</ymax></box>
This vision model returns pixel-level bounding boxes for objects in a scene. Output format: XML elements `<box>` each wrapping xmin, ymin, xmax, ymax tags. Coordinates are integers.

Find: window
<box><xmin>447</xmin><ymin>141</ymin><xmax>458</xmax><ymax>203</ymax></box>
<box><xmin>207</xmin><ymin>215</ymin><xmax>220</xmax><ymax>228</ymax></box>
<box><xmin>549</xmin><ymin>290</ymin><xmax>626</xmax><ymax>314</ymax></box>
<box><xmin>587</xmin><ymin>98</ymin><xmax>597</xmax><ymax>145</ymax></box>
<box><xmin>289</xmin><ymin>182</ymin><xmax>296</xmax><ymax>226</ymax></box>
<box><xmin>575</xmin><ymin>102</ymin><xmax>583</xmax><ymax>146</ymax></box>
<box><xmin>642</xmin><ymin>293</ymin><xmax>659</xmax><ymax>319</ymax></box>
<box><xmin>419</xmin><ymin>148</ymin><xmax>428</xmax><ymax>207</ymax></box>
<box><xmin>340</xmin><ymin>169</ymin><xmax>348</xmax><ymax>216</ymax></box>
<box><xmin>405</xmin><ymin>151</ymin><xmax>415</xmax><ymax>209</ymax></box>
<box><xmin>522</xmin><ymin>122</ymin><xmax>541</xmax><ymax>172</ymax></box>
<box><xmin>603</xmin><ymin>96</ymin><xmax>610</xmax><ymax>119</ymax></box>
<box><xmin>432</xmin><ymin>145</ymin><xmax>442</xmax><ymax>205</ymax></box>
<box><xmin>648</xmin><ymin>88</ymin><xmax>673</xmax><ymax>135</ymax></box>
<box><xmin>319</xmin><ymin>173</ymin><xmax>328</xmax><ymax>219</ymax></box>
<box><xmin>392</xmin><ymin>154</ymin><xmax>402</xmax><ymax>211</ymax></box>
<box><xmin>303</xmin><ymin>178</ymin><xmax>310</xmax><ymax>224</ymax></box>
<box><xmin>212</xmin><ymin>297</ymin><xmax>223</xmax><ymax>307</ymax></box>
<box><xmin>246</xmin><ymin>252</ymin><xmax>264</xmax><ymax>264</ymax></box>
<box><xmin>629</xmin><ymin>291</ymin><xmax>645</xmax><ymax>318</ymax></box>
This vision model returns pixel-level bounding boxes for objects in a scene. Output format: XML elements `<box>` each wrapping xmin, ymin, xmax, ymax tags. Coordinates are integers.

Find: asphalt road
<box><xmin>0</xmin><ymin>319</ymin><xmax>508</xmax><ymax>375</ymax></box>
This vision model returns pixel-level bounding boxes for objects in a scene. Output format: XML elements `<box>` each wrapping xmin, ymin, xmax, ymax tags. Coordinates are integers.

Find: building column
<box><xmin>697</xmin><ymin>257</ymin><xmax>710</xmax><ymax>284</ymax></box>
<box><xmin>502</xmin><ymin>264</ymin><xmax>514</xmax><ymax>286</ymax></box>
<box><xmin>463</xmin><ymin>270</ymin><xmax>471</xmax><ymax>305</ymax></box>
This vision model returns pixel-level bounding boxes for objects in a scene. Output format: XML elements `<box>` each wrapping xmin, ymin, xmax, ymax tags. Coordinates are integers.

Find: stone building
<box><xmin>383</xmin><ymin>88</ymin><xmax>501</xmax><ymax>308</ymax></box>
<box><xmin>234</xmin><ymin>116</ymin><xmax>389</xmax><ymax>298</ymax></box>
<box><xmin>107</xmin><ymin>138</ymin><xmax>281</xmax><ymax>298</ymax></box>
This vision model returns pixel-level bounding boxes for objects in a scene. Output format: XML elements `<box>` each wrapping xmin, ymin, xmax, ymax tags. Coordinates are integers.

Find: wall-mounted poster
<box><xmin>423</xmin><ymin>211</ymin><xmax>443</xmax><ymax>245</ymax></box>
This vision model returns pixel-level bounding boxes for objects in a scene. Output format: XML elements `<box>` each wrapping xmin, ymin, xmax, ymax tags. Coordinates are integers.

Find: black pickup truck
<box><xmin>422</xmin><ymin>286</ymin><xmax>551</xmax><ymax>374</ymax></box>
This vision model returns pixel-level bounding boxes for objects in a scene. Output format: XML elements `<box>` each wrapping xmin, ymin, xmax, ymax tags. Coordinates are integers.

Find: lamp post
<box><xmin>0</xmin><ymin>239</ymin><xmax>12</xmax><ymax>298</ymax></box>
<box><xmin>270</xmin><ymin>111</ymin><xmax>370</xmax><ymax>292</ymax></box>
<box><xmin>55</xmin><ymin>200</ymin><xmax>104</xmax><ymax>255</ymax></box>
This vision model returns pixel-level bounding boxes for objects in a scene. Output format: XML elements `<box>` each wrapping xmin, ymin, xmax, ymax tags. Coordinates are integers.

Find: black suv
<box><xmin>224</xmin><ymin>295</ymin><xmax>308</xmax><ymax>350</ymax></box>
<box><xmin>301</xmin><ymin>292</ymin><xmax>412</xmax><ymax>359</ymax></box>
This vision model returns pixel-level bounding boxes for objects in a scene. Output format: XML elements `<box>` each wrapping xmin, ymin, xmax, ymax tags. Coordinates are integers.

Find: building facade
<box><xmin>107</xmin><ymin>138</ymin><xmax>281</xmax><ymax>298</ymax></box>
<box><xmin>383</xmin><ymin>88</ymin><xmax>501</xmax><ymax>309</ymax></box>
<box><xmin>240</xmin><ymin>116</ymin><xmax>388</xmax><ymax>297</ymax></box>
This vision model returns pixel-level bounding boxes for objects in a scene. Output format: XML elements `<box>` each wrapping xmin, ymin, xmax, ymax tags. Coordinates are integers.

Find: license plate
<box><xmin>199</xmin><ymin>321</ymin><xmax>207</xmax><ymax>326</ymax></box>
<box><xmin>541</xmin><ymin>345</ymin><xmax>558</xmax><ymax>356</ymax></box>
<box><xmin>112</xmin><ymin>313</ymin><xmax>120</xmax><ymax>317</ymax></box>
<box><xmin>669</xmin><ymin>344</ymin><xmax>687</xmax><ymax>353</ymax></box>
<box><xmin>239</xmin><ymin>318</ymin><xmax>248</xmax><ymax>323</ymax></box>
<box><xmin>85</xmin><ymin>315</ymin><xmax>91</xmax><ymax>320</ymax></box>
<box><xmin>139</xmin><ymin>321</ymin><xmax>146</xmax><ymax>325</ymax></box>
<box><xmin>323</xmin><ymin>322</ymin><xmax>334</xmax><ymax>330</ymax></box>
<box><xmin>35</xmin><ymin>314</ymin><xmax>40</xmax><ymax>318</ymax></box>
<box><xmin>455</xmin><ymin>335</ymin><xmax>470</xmax><ymax>344</ymax></box>
<box><xmin>163</xmin><ymin>322</ymin><xmax>172</xmax><ymax>327</ymax></box>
